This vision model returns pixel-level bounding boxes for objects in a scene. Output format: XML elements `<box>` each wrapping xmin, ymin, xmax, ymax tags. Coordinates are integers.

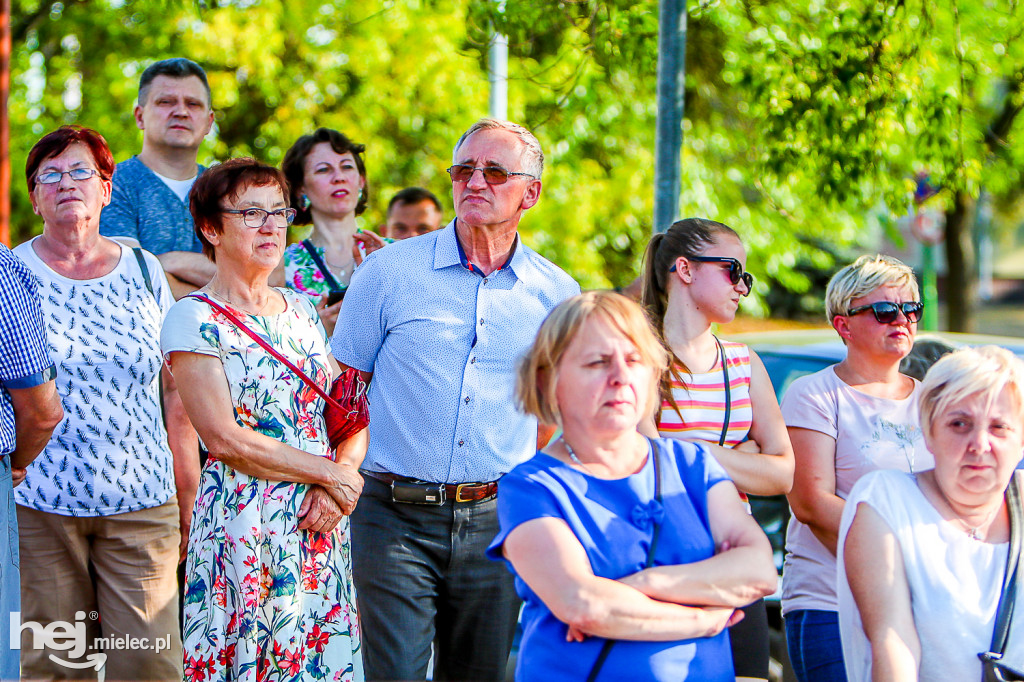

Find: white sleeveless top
<box><xmin>838</xmin><ymin>469</ymin><xmax>1012</xmax><ymax>681</ymax></box>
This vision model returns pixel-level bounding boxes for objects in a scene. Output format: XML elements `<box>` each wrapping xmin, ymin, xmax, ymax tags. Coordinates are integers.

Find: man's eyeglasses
<box><xmin>222</xmin><ymin>207</ymin><xmax>297</xmax><ymax>228</ymax></box>
<box><xmin>846</xmin><ymin>301</ymin><xmax>924</xmax><ymax>324</ymax></box>
<box><xmin>36</xmin><ymin>168</ymin><xmax>102</xmax><ymax>184</ymax></box>
<box><xmin>672</xmin><ymin>256</ymin><xmax>754</xmax><ymax>295</ymax></box>
<box><xmin>446</xmin><ymin>164</ymin><xmax>536</xmax><ymax>185</ymax></box>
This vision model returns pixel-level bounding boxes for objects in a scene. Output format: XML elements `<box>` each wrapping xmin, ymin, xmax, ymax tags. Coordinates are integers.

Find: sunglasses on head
<box><xmin>846</xmin><ymin>301</ymin><xmax>924</xmax><ymax>324</ymax></box>
<box><xmin>671</xmin><ymin>256</ymin><xmax>754</xmax><ymax>295</ymax></box>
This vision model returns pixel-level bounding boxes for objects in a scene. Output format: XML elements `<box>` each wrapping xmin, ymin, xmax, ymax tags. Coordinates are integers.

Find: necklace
<box><xmin>205</xmin><ymin>286</ymin><xmax>271</xmax><ymax>316</ymax></box>
<box><xmin>562</xmin><ymin>440</ymin><xmax>596</xmax><ymax>476</ymax></box>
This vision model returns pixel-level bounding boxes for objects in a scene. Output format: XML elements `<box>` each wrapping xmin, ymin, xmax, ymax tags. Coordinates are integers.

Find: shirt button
<box><xmin>483</xmin><ymin>278</ymin><xmax>489</xmax><ymax>284</ymax></box>
<box><xmin>458</xmin><ymin>440</ymin><xmax>465</xmax><ymax>446</ymax></box>
<box><xmin>470</xmin><ymin>357</ymin><xmax>476</xmax><ymax>364</ymax></box>
<box><xmin>464</xmin><ymin>396</ymin><xmax>471</xmax><ymax>403</ymax></box>
<box><xmin>479</xmin><ymin>318</ymin><xmax>484</xmax><ymax>325</ymax></box>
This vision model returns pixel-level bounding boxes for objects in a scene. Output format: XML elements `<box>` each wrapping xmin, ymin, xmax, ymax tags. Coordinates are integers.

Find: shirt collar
<box><xmin>434</xmin><ymin>218</ymin><xmax>522</xmax><ymax>277</ymax></box>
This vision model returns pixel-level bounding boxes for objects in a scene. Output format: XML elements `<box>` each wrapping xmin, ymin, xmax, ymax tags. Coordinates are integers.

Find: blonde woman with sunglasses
<box><xmin>780</xmin><ymin>254</ymin><xmax>932</xmax><ymax>682</ymax></box>
<box><xmin>641</xmin><ymin>218</ymin><xmax>794</xmax><ymax>682</ymax></box>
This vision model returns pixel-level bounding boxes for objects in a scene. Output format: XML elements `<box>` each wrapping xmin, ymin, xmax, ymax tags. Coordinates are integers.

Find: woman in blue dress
<box><xmin>488</xmin><ymin>291</ymin><xmax>776</xmax><ymax>681</ymax></box>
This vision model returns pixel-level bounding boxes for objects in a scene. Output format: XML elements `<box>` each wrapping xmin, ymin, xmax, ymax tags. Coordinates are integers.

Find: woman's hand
<box><xmin>322</xmin><ymin>461</ymin><xmax>364</xmax><ymax>515</ymax></box>
<box><xmin>353</xmin><ymin>229</ymin><xmax>387</xmax><ymax>265</ymax></box>
<box><xmin>315</xmin><ymin>297</ymin><xmax>344</xmax><ymax>336</ymax></box>
<box><xmin>298</xmin><ymin>485</ymin><xmax>345</xmax><ymax>532</ymax></box>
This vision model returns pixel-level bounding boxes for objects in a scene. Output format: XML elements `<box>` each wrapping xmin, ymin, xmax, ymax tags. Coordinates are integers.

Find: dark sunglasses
<box><xmin>446</xmin><ymin>164</ymin><xmax>536</xmax><ymax>185</ymax></box>
<box><xmin>846</xmin><ymin>301</ymin><xmax>924</xmax><ymax>324</ymax></box>
<box><xmin>672</xmin><ymin>256</ymin><xmax>754</xmax><ymax>295</ymax></box>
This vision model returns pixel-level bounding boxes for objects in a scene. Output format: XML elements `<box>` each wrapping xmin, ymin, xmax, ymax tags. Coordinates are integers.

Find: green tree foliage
<box><xmin>20</xmin><ymin>0</ymin><xmax>1011</xmax><ymax>323</ymax></box>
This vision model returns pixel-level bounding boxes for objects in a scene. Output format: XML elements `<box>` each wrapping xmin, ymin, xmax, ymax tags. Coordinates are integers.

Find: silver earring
<box><xmin>300</xmin><ymin>194</ymin><xmax>311</xmax><ymax>210</ymax></box>
<box><xmin>357</xmin><ymin>188</ymin><xmax>364</xmax><ymax>201</ymax></box>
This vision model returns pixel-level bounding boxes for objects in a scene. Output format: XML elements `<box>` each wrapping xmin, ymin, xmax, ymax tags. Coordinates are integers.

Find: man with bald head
<box><xmin>332</xmin><ymin>119</ymin><xmax>580</xmax><ymax>681</ymax></box>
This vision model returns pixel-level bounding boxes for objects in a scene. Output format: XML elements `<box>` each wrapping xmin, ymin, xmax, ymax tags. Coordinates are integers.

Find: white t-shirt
<box><xmin>151</xmin><ymin>169</ymin><xmax>198</xmax><ymax>203</ymax></box>
<box><xmin>780</xmin><ymin>366</ymin><xmax>932</xmax><ymax>613</ymax></box>
<box><xmin>13</xmin><ymin>239</ymin><xmax>175</xmax><ymax>516</ymax></box>
<box><xmin>838</xmin><ymin>469</ymin><xmax>1010</xmax><ymax>681</ymax></box>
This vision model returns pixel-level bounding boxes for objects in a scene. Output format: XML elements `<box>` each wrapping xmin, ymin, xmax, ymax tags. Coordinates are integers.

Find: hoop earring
<box><xmin>300</xmin><ymin>194</ymin><xmax>311</xmax><ymax>210</ymax></box>
<box><xmin>357</xmin><ymin>188</ymin><xmax>364</xmax><ymax>202</ymax></box>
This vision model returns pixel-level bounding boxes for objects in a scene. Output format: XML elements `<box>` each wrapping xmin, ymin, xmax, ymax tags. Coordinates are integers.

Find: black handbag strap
<box><xmin>586</xmin><ymin>440</ymin><xmax>663</xmax><ymax>682</ymax></box>
<box><xmin>301</xmin><ymin>239</ymin><xmax>344</xmax><ymax>293</ymax></box>
<box><xmin>132</xmin><ymin>247</ymin><xmax>155</xmax><ymax>299</ymax></box>
<box><xmin>714</xmin><ymin>336</ymin><xmax>732</xmax><ymax>447</ymax></box>
<box><xmin>990</xmin><ymin>471</ymin><xmax>1024</xmax><ymax>658</ymax></box>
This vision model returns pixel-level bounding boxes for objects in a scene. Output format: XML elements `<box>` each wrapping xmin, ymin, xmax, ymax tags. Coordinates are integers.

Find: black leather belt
<box><xmin>363</xmin><ymin>470</ymin><xmax>499</xmax><ymax>504</ymax></box>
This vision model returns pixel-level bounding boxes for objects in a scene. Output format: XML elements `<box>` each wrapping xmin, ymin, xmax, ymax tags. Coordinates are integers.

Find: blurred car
<box><xmin>729</xmin><ymin>329</ymin><xmax>1024</xmax><ymax>682</ymax></box>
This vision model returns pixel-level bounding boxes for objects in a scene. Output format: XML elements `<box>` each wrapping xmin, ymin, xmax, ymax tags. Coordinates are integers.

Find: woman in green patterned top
<box><xmin>277</xmin><ymin>128</ymin><xmax>383</xmax><ymax>334</ymax></box>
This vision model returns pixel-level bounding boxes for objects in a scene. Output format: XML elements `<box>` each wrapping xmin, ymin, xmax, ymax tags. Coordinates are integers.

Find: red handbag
<box><xmin>190</xmin><ymin>294</ymin><xmax>370</xmax><ymax>451</ymax></box>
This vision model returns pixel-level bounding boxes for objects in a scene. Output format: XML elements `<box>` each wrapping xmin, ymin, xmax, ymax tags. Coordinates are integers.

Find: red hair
<box><xmin>25</xmin><ymin>126</ymin><xmax>115</xmax><ymax>193</ymax></box>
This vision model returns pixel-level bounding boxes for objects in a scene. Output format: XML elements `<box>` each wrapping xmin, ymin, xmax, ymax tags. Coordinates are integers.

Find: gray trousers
<box><xmin>351</xmin><ymin>475</ymin><xmax>519</xmax><ymax>682</ymax></box>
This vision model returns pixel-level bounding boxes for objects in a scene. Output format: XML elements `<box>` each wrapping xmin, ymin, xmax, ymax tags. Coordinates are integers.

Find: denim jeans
<box><xmin>0</xmin><ymin>457</ymin><xmax>19</xmax><ymax>682</ymax></box>
<box><xmin>351</xmin><ymin>475</ymin><xmax>519</xmax><ymax>682</ymax></box>
<box><xmin>785</xmin><ymin>609</ymin><xmax>848</xmax><ymax>682</ymax></box>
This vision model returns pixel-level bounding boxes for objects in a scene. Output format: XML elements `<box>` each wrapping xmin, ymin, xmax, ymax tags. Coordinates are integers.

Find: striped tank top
<box><xmin>658</xmin><ymin>339</ymin><xmax>753</xmax><ymax>447</ymax></box>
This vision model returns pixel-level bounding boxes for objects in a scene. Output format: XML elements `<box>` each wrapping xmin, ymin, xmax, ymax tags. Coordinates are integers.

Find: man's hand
<box><xmin>298</xmin><ymin>485</ymin><xmax>345</xmax><ymax>533</ymax></box>
<box><xmin>11</xmin><ymin>467</ymin><xmax>27</xmax><ymax>487</ymax></box>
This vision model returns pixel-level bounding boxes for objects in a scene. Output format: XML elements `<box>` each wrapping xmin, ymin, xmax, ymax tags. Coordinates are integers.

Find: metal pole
<box><xmin>0</xmin><ymin>0</ymin><xmax>10</xmax><ymax>246</ymax></box>
<box><xmin>653</xmin><ymin>0</ymin><xmax>686</xmax><ymax>234</ymax></box>
<box><xmin>920</xmin><ymin>243</ymin><xmax>938</xmax><ymax>331</ymax></box>
<box><xmin>488</xmin><ymin>0</ymin><xmax>508</xmax><ymax>121</ymax></box>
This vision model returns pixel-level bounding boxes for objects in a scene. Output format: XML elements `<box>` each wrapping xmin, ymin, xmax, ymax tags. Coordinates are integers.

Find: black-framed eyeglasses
<box><xmin>672</xmin><ymin>256</ymin><xmax>754</xmax><ymax>295</ymax></box>
<box><xmin>35</xmin><ymin>168</ymin><xmax>102</xmax><ymax>185</ymax></box>
<box><xmin>846</xmin><ymin>301</ymin><xmax>924</xmax><ymax>324</ymax></box>
<box><xmin>222</xmin><ymin>207</ymin><xmax>297</xmax><ymax>228</ymax></box>
<box><xmin>446</xmin><ymin>164</ymin><xmax>536</xmax><ymax>185</ymax></box>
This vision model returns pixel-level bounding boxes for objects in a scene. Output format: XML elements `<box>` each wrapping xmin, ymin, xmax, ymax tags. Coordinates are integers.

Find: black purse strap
<box><xmin>714</xmin><ymin>336</ymin><xmax>732</xmax><ymax>447</ymax></box>
<box><xmin>989</xmin><ymin>471</ymin><xmax>1024</xmax><ymax>660</ymax></box>
<box><xmin>132</xmin><ymin>247</ymin><xmax>155</xmax><ymax>299</ymax></box>
<box><xmin>301</xmin><ymin>239</ymin><xmax>344</xmax><ymax>293</ymax></box>
<box><xmin>586</xmin><ymin>439</ymin><xmax>663</xmax><ymax>682</ymax></box>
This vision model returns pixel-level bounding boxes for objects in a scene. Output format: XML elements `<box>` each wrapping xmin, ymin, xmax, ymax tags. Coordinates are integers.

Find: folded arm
<box><xmin>503</xmin><ymin>517</ymin><xmax>740</xmax><ymax>642</ymax></box>
<box><xmin>703</xmin><ymin>351</ymin><xmax>794</xmax><ymax>496</ymax></box>
<box><xmin>619</xmin><ymin>480</ymin><xmax>777</xmax><ymax>607</ymax></box>
<box><xmin>157</xmin><ymin>252</ymin><xmax>216</xmax><ymax>296</ymax></box>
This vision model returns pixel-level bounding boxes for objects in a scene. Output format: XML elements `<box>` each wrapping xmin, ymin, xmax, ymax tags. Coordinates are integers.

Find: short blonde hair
<box><xmin>517</xmin><ymin>292</ymin><xmax>669</xmax><ymax>427</ymax></box>
<box><xmin>919</xmin><ymin>346</ymin><xmax>1024</xmax><ymax>440</ymax></box>
<box><xmin>825</xmin><ymin>254</ymin><xmax>920</xmax><ymax>323</ymax></box>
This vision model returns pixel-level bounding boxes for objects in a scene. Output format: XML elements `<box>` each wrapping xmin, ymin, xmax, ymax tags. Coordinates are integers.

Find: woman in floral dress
<box><xmin>161</xmin><ymin>158</ymin><xmax>365</xmax><ymax>681</ymax></box>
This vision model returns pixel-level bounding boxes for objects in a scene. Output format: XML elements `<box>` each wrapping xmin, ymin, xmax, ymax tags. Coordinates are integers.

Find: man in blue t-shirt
<box><xmin>100</xmin><ymin>57</ymin><xmax>215</xmax><ymax>299</ymax></box>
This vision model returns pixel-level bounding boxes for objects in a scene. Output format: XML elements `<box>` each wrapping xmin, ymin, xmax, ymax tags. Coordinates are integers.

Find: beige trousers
<box><xmin>16</xmin><ymin>499</ymin><xmax>182</xmax><ymax>682</ymax></box>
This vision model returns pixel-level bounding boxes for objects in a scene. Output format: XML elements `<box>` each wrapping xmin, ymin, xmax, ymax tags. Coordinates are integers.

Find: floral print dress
<box><xmin>283</xmin><ymin>241</ymin><xmax>352</xmax><ymax>300</ymax></box>
<box><xmin>160</xmin><ymin>289</ymin><xmax>362</xmax><ymax>682</ymax></box>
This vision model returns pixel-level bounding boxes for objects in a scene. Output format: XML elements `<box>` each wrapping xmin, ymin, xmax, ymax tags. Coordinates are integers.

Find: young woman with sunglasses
<box><xmin>641</xmin><ymin>218</ymin><xmax>794</xmax><ymax>682</ymax></box>
<box><xmin>780</xmin><ymin>254</ymin><xmax>932</xmax><ymax>682</ymax></box>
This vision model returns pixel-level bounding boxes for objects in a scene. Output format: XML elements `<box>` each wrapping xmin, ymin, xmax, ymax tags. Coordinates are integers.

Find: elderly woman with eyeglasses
<box><xmin>839</xmin><ymin>346</ymin><xmax>1024</xmax><ymax>681</ymax></box>
<box><xmin>781</xmin><ymin>254</ymin><xmax>933</xmax><ymax>682</ymax></box>
<box><xmin>13</xmin><ymin>125</ymin><xmax>191</xmax><ymax>679</ymax></box>
<box><xmin>160</xmin><ymin>158</ymin><xmax>365</xmax><ymax>681</ymax></box>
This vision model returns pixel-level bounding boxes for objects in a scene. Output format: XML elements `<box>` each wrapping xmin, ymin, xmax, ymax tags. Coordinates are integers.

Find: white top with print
<box><xmin>13</xmin><ymin>239</ymin><xmax>175</xmax><ymax>516</ymax></box>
